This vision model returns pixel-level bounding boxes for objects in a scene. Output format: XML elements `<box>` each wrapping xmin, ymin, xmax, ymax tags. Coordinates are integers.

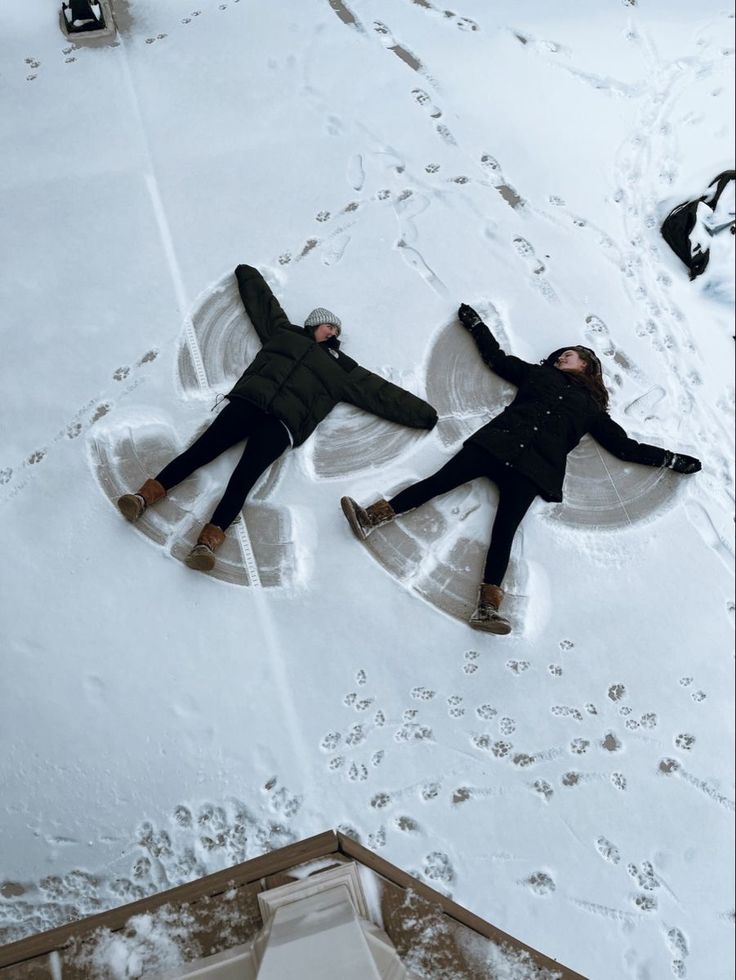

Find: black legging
<box><xmin>156</xmin><ymin>400</ymin><xmax>290</xmax><ymax>531</ymax></box>
<box><xmin>388</xmin><ymin>445</ymin><xmax>538</xmax><ymax>586</ymax></box>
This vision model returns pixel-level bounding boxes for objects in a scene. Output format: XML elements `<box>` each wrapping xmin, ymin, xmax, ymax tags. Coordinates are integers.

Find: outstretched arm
<box><xmin>343</xmin><ymin>364</ymin><xmax>438</xmax><ymax>430</ymax></box>
<box><xmin>589</xmin><ymin>413</ymin><xmax>701</xmax><ymax>472</ymax></box>
<box><xmin>458</xmin><ymin>304</ymin><xmax>532</xmax><ymax>387</ymax></box>
<box><xmin>234</xmin><ymin>265</ymin><xmax>291</xmax><ymax>343</ymax></box>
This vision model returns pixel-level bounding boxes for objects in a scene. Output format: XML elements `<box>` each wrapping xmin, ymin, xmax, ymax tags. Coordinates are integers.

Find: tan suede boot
<box><xmin>340</xmin><ymin>497</ymin><xmax>396</xmax><ymax>541</ymax></box>
<box><xmin>185</xmin><ymin>523</ymin><xmax>226</xmax><ymax>571</ymax></box>
<box><xmin>469</xmin><ymin>583</ymin><xmax>512</xmax><ymax>635</ymax></box>
<box><xmin>117</xmin><ymin>478</ymin><xmax>166</xmax><ymax>522</ymax></box>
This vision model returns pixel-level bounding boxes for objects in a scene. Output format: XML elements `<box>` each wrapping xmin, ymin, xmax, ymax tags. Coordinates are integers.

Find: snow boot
<box><xmin>468</xmin><ymin>583</ymin><xmax>512</xmax><ymax>635</ymax></box>
<box><xmin>340</xmin><ymin>497</ymin><xmax>395</xmax><ymax>541</ymax></box>
<box><xmin>117</xmin><ymin>478</ymin><xmax>166</xmax><ymax>522</ymax></box>
<box><xmin>185</xmin><ymin>523</ymin><xmax>226</xmax><ymax>571</ymax></box>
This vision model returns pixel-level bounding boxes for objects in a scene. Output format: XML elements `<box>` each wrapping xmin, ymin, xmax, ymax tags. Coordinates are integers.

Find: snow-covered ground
<box><xmin>1</xmin><ymin>1</ymin><xmax>734</xmax><ymax>977</ymax></box>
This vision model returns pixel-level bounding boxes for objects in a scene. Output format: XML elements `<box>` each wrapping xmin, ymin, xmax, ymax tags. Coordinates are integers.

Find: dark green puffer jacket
<box><xmin>227</xmin><ymin>265</ymin><xmax>437</xmax><ymax>446</ymax></box>
<box><xmin>464</xmin><ymin>320</ymin><xmax>668</xmax><ymax>502</ymax></box>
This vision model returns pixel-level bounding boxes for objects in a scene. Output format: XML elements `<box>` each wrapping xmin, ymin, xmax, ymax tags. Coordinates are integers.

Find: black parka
<box><xmin>227</xmin><ymin>265</ymin><xmax>437</xmax><ymax>446</ymax></box>
<box><xmin>464</xmin><ymin>321</ymin><xmax>667</xmax><ymax>502</ymax></box>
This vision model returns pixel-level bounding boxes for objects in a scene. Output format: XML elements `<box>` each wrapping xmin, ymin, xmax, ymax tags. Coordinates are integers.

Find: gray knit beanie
<box><xmin>304</xmin><ymin>307</ymin><xmax>342</xmax><ymax>334</ymax></box>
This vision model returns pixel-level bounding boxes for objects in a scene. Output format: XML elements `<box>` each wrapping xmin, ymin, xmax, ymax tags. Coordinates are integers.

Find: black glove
<box><xmin>664</xmin><ymin>451</ymin><xmax>701</xmax><ymax>474</ymax></box>
<box><xmin>458</xmin><ymin>303</ymin><xmax>483</xmax><ymax>331</ymax></box>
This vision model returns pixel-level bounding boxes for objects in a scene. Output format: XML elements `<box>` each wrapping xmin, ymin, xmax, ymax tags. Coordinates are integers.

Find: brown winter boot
<box><xmin>340</xmin><ymin>497</ymin><xmax>396</xmax><ymax>541</ymax></box>
<box><xmin>117</xmin><ymin>478</ymin><xmax>166</xmax><ymax>522</ymax></box>
<box><xmin>185</xmin><ymin>523</ymin><xmax>226</xmax><ymax>571</ymax></box>
<box><xmin>469</xmin><ymin>583</ymin><xmax>512</xmax><ymax>635</ymax></box>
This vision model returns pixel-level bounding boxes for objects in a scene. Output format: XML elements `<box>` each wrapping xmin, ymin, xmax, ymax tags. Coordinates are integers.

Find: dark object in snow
<box><xmin>340</xmin><ymin>497</ymin><xmax>396</xmax><ymax>541</ymax></box>
<box><xmin>660</xmin><ymin>170</ymin><xmax>735</xmax><ymax>280</ymax></box>
<box><xmin>117</xmin><ymin>478</ymin><xmax>166</xmax><ymax>521</ymax></box>
<box><xmin>663</xmin><ymin>451</ymin><xmax>701</xmax><ymax>474</ymax></box>
<box><xmin>62</xmin><ymin>1</ymin><xmax>106</xmax><ymax>33</ymax></box>
<box><xmin>185</xmin><ymin>523</ymin><xmax>226</xmax><ymax>571</ymax></box>
<box><xmin>342</xmin><ymin>307</ymin><xmax>702</xmax><ymax>633</ymax></box>
<box><xmin>116</xmin><ymin>264</ymin><xmax>437</xmax><ymax>574</ymax></box>
<box><xmin>469</xmin><ymin>583</ymin><xmax>511</xmax><ymax>635</ymax></box>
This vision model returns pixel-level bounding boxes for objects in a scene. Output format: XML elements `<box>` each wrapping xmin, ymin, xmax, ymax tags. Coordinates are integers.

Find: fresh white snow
<box><xmin>1</xmin><ymin>1</ymin><xmax>734</xmax><ymax>978</ymax></box>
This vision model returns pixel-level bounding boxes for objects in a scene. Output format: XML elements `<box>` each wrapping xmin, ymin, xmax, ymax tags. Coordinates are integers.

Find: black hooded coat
<box><xmin>463</xmin><ymin>320</ymin><xmax>667</xmax><ymax>502</ymax></box>
<box><xmin>227</xmin><ymin>265</ymin><xmax>438</xmax><ymax>446</ymax></box>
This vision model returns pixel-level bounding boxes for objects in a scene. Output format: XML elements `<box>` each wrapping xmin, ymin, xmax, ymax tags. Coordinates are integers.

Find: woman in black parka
<box><xmin>118</xmin><ymin>264</ymin><xmax>437</xmax><ymax>570</ymax></box>
<box><xmin>341</xmin><ymin>303</ymin><xmax>701</xmax><ymax>634</ymax></box>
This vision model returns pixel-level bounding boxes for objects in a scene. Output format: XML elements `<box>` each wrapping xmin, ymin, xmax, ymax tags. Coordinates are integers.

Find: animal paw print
<box><xmin>524</xmin><ymin>871</ymin><xmax>555</xmax><ymax>895</ymax></box>
<box><xmin>27</xmin><ymin>449</ymin><xmax>46</xmax><ymax>465</ymax></box>
<box><xmin>595</xmin><ymin>836</ymin><xmax>620</xmax><ymax>863</ymax></box>
<box><xmin>371</xmin><ymin>750</ymin><xmax>384</xmax><ymax>767</ymax></box>
<box><xmin>551</xmin><ymin>705</ymin><xmax>583</xmax><ymax>721</ymax></box>
<box><xmin>411</xmin><ymin>687</ymin><xmax>435</xmax><ymax>701</ymax></box>
<box><xmin>476</xmin><ymin>703</ymin><xmax>496</xmax><ymax>720</ymax></box>
<box><xmin>370</xmin><ymin>792</ymin><xmax>391</xmax><ymax>810</ymax></box>
<box><xmin>356</xmin><ymin>669</ymin><xmax>367</xmax><ymax>685</ymax></box>
<box><xmin>548</xmin><ymin>664</ymin><xmax>562</xmax><ymax>676</ymax></box>
<box><xmin>278</xmin><ymin>252</ymin><xmax>291</xmax><ymax>265</ymax></box>
<box><xmin>345</xmin><ymin>724</ymin><xmax>366</xmax><ymax>747</ymax></box>
<box><xmin>395</xmin><ymin>815</ymin><xmax>419</xmax><ymax>832</ymax></box>
<box><xmin>601</xmin><ymin>732</ymin><xmax>622</xmax><ymax>752</ymax></box>
<box><xmin>344</xmin><ymin>693</ymin><xmax>374</xmax><ymax>711</ymax></box>
<box><xmin>559</xmin><ymin>639</ymin><xmax>574</xmax><ymax>650</ymax></box>
<box><xmin>463</xmin><ymin>650</ymin><xmax>480</xmax><ymax>674</ymax></box>
<box><xmin>610</xmin><ymin>772</ymin><xmax>627</xmax><ymax>790</ymax></box>
<box><xmin>499</xmin><ymin>717</ymin><xmax>516</xmax><ymax>735</ymax></box>
<box><xmin>315</xmin><ymin>210</ymin><xmax>330</xmax><ymax>223</ymax></box>
<box><xmin>138</xmin><ymin>350</ymin><xmax>158</xmax><ymax>365</ymax></box>
<box><xmin>533</xmin><ymin>779</ymin><xmax>554</xmax><ymax>801</ymax></box>
<box><xmin>447</xmin><ymin>695</ymin><xmax>464</xmax><ymax>718</ymax></box>
<box><xmin>674</xmin><ymin>733</ymin><xmax>695</xmax><ymax>750</ymax></box>
<box><xmin>425</xmin><ymin>163</ymin><xmax>440</xmax><ymax>173</ymax></box>
<box><xmin>173</xmin><ymin>805</ymin><xmax>192</xmax><ymax>827</ymax></box>
<box><xmin>374</xmin><ymin>710</ymin><xmax>386</xmax><ymax>727</ymax></box>
<box><xmin>66</xmin><ymin>423</ymin><xmax>82</xmax><ymax>439</ymax></box>
<box><xmin>570</xmin><ymin>738</ymin><xmax>589</xmax><ymax>755</ymax></box>
<box><xmin>423</xmin><ymin>851</ymin><xmax>453</xmax><ymax>883</ymax></box>
<box><xmin>113</xmin><ymin>366</ymin><xmax>130</xmax><ymax>381</ymax></box>
<box><xmin>421</xmin><ymin>782</ymin><xmax>440</xmax><ymax>801</ymax></box>
<box><xmin>691</xmin><ymin>690</ymin><xmax>706</xmax><ymax>702</ymax></box>
<box><xmin>347</xmin><ymin>762</ymin><xmax>368</xmax><ymax>782</ymax></box>
<box><xmin>320</xmin><ymin>732</ymin><xmax>341</xmax><ymax>752</ymax></box>
<box><xmin>506</xmin><ymin>660</ymin><xmax>529</xmax><ymax>675</ymax></box>
<box><xmin>394</xmin><ymin>719</ymin><xmax>433</xmax><ymax>742</ymax></box>
<box><xmin>90</xmin><ymin>403</ymin><xmax>110</xmax><ymax>422</ymax></box>
<box><xmin>608</xmin><ymin>683</ymin><xmax>626</xmax><ymax>702</ymax></box>
<box><xmin>0</xmin><ymin>468</ymin><xmax>13</xmax><ymax>485</ymax></box>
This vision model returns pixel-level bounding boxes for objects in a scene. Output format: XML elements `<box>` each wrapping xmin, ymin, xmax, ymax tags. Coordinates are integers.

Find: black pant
<box><xmin>388</xmin><ymin>445</ymin><xmax>538</xmax><ymax>586</ymax></box>
<box><xmin>156</xmin><ymin>400</ymin><xmax>290</xmax><ymax>531</ymax></box>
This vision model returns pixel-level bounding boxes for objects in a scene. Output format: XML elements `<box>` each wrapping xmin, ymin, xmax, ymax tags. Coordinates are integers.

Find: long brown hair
<box><xmin>544</xmin><ymin>346</ymin><xmax>610</xmax><ymax>411</ymax></box>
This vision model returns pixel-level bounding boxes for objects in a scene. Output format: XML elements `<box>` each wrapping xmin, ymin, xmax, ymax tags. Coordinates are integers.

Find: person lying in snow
<box><xmin>341</xmin><ymin>303</ymin><xmax>701</xmax><ymax>636</ymax></box>
<box><xmin>117</xmin><ymin>264</ymin><xmax>438</xmax><ymax>570</ymax></box>
<box><xmin>62</xmin><ymin>1</ymin><xmax>106</xmax><ymax>33</ymax></box>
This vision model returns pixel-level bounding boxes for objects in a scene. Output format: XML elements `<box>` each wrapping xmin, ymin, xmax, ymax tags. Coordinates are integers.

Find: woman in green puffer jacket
<box><xmin>117</xmin><ymin>265</ymin><xmax>437</xmax><ymax>571</ymax></box>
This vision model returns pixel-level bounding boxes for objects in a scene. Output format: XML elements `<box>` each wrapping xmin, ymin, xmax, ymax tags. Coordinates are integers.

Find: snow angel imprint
<box><xmin>117</xmin><ymin>265</ymin><xmax>437</xmax><ymax>570</ymax></box>
<box><xmin>341</xmin><ymin>303</ymin><xmax>701</xmax><ymax>635</ymax></box>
